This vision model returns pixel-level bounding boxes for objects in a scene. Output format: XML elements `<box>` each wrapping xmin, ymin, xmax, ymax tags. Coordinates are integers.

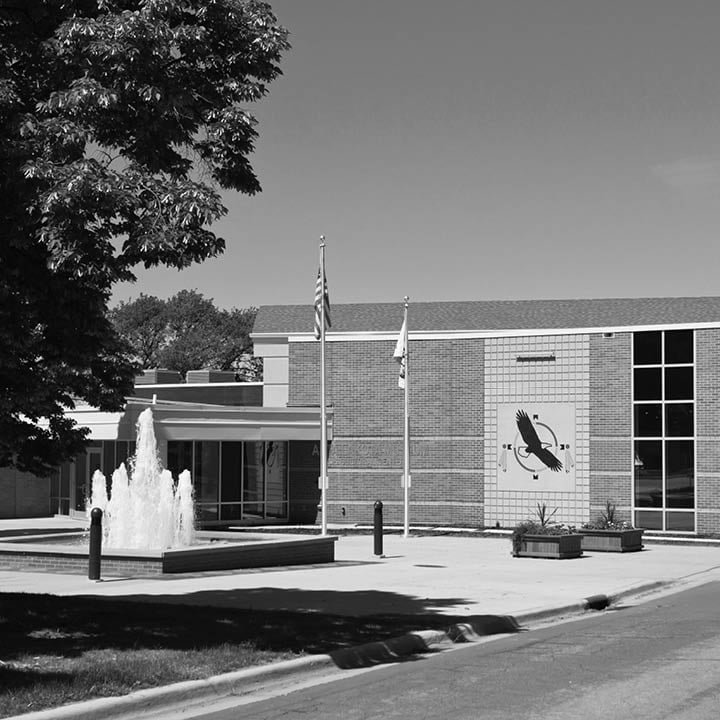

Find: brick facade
<box><xmin>0</xmin><ymin>467</ymin><xmax>50</xmax><ymax>519</ymax></box>
<box><xmin>282</xmin><ymin>324</ymin><xmax>720</xmax><ymax>532</ymax></box>
<box><xmin>588</xmin><ymin>332</ymin><xmax>633</xmax><ymax>523</ymax></box>
<box><xmin>8</xmin><ymin>298</ymin><xmax>720</xmax><ymax>534</ymax></box>
<box><xmin>695</xmin><ymin>328</ymin><xmax>720</xmax><ymax>533</ymax></box>
<box><xmin>290</xmin><ymin>333</ymin><xmax>593</xmax><ymax>527</ymax></box>
<box><xmin>289</xmin><ymin>338</ymin><xmax>484</xmax><ymax>525</ymax></box>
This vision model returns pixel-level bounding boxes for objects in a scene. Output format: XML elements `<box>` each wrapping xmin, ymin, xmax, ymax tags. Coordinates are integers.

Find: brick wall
<box><xmin>287</xmin><ymin>326</ymin><xmax>720</xmax><ymax>533</ymax></box>
<box><xmin>0</xmin><ymin>467</ymin><xmax>51</xmax><ymax>519</ymax></box>
<box><xmin>0</xmin><ymin>552</ymin><xmax>163</xmax><ymax>575</ymax></box>
<box><xmin>289</xmin><ymin>338</ymin><xmax>484</xmax><ymax>526</ymax></box>
<box><xmin>695</xmin><ymin>328</ymin><xmax>720</xmax><ymax>533</ymax></box>
<box><xmin>588</xmin><ymin>333</ymin><xmax>633</xmax><ymax>522</ymax></box>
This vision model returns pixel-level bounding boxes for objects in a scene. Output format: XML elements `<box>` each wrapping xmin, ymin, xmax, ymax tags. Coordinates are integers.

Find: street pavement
<box><xmin>3</xmin><ymin>517</ymin><xmax>720</xmax><ymax>720</ymax></box>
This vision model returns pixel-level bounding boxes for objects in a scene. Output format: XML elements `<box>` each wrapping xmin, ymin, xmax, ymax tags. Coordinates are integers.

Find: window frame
<box><xmin>632</xmin><ymin>329</ymin><xmax>696</xmax><ymax>533</ymax></box>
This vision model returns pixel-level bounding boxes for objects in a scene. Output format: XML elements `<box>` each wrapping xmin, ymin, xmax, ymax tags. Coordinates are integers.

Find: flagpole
<box><xmin>319</xmin><ymin>237</ymin><xmax>328</xmax><ymax>536</ymax></box>
<box><xmin>402</xmin><ymin>296</ymin><xmax>410</xmax><ymax>538</ymax></box>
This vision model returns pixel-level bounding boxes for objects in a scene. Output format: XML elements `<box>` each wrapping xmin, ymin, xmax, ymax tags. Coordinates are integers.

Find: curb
<box><xmin>6</xmin><ymin>654</ymin><xmax>339</xmax><ymax>720</ymax></box>
<box><xmin>512</xmin><ymin>578</ymin><xmax>676</xmax><ymax>627</ymax></box>
<box><xmin>5</xmin><ymin>624</ymin><xmax>502</xmax><ymax>720</ymax></box>
<box><xmin>4</xmin><ymin>580</ymin><xmax>675</xmax><ymax>720</ymax></box>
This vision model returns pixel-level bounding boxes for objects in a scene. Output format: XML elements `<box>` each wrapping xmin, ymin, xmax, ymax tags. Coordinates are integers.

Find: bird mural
<box><xmin>515</xmin><ymin>410</ymin><xmax>563</xmax><ymax>472</ymax></box>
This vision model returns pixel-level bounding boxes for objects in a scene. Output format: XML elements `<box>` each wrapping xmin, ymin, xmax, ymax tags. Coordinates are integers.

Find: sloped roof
<box><xmin>253</xmin><ymin>296</ymin><xmax>720</xmax><ymax>335</ymax></box>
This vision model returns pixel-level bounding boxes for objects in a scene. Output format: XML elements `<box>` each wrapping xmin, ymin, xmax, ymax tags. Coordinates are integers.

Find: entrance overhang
<box><xmin>66</xmin><ymin>399</ymin><xmax>333</xmax><ymax>444</ymax></box>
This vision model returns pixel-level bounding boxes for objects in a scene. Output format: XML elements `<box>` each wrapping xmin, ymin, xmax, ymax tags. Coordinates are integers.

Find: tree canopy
<box><xmin>110</xmin><ymin>290</ymin><xmax>260</xmax><ymax>380</ymax></box>
<box><xmin>0</xmin><ymin>1</ymin><xmax>288</xmax><ymax>475</ymax></box>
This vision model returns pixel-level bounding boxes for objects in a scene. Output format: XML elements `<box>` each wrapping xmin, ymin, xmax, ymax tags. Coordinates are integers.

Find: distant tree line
<box><xmin>110</xmin><ymin>290</ymin><xmax>262</xmax><ymax>381</ymax></box>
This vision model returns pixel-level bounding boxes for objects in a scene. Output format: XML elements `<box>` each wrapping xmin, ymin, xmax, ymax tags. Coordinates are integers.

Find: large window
<box><xmin>54</xmin><ymin>439</ymin><xmax>291</xmax><ymax>523</ymax></box>
<box><xmin>52</xmin><ymin>440</ymin><xmax>137</xmax><ymax>516</ymax></box>
<box><xmin>167</xmin><ymin>440</ymin><xmax>289</xmax><ymax>523</ymax></box>
<box><xmin>633</xmin><ymin>330</ymin><xmax>695</xmax><ymax>531</ymax></box>
<box><xmin>194</xmin><ymin>441</ymin><xmax>220</xmax><ymax>522</ymax></box>
<box><xmin>220</xmin><ymin>442</ymin><xmax>243</xmax><ymax>521</ymax></box>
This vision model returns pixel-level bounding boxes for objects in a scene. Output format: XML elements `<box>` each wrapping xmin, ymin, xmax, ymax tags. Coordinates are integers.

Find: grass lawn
<box><xmin>0</xmin><ymin>592</ymin><xmax>471</xmax><ymax>718</ymax></box>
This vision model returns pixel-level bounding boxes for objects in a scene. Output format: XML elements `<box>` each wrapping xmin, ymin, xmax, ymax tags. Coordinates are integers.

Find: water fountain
<box><xmin>86</xmin><ymin>408</ymin><xmax>195</xmax><ymax>550</ymax></box>
<box><xmin>0</xmin><ymin>408</ymin><xmax>337</xmax><ymax>575</ymax></box>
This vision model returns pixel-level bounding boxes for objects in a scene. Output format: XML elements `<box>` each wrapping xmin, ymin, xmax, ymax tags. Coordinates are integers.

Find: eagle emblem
<box><xmin>515</xmin><ymin>410</ymin><xmax>563</xmax><ymax>472</ymax></box>
<box><xmin>497</xmin><ymin>404</ymin><xmax>575</xmax><ymax>487</ymax></box>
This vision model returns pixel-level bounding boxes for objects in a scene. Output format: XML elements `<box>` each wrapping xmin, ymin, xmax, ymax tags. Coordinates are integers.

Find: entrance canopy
<box><xmin>66</xmin><ymin>399</ymin><xmax>333</xmax><ymax>444</ymax></box>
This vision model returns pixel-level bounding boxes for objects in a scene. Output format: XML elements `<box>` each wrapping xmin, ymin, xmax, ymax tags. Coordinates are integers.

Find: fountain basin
<box><xmin>0</xmin><ymin>531</ymin><xmax>337</xmax><ymax>575</ymax></box>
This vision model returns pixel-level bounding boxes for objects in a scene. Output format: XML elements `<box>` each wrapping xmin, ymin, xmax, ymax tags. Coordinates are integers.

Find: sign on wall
<box><xmin>497</xmin><ymin>403</ymin><xmax>576</xmax><ymax>492</ymax></box>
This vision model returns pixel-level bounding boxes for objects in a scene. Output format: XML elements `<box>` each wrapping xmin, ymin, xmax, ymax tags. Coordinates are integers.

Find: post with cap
<box><xmin>88</xmin><ymin>507</ymin><xmax>103</xmax><ymax>581</ymax></box>
<box><xmin>318</xmin><ymin>235</ymin><xmax>329</xmax><ymax>534</ymax></box>
<box><xmin>373</xmin><ymin>500</ymin><xmax>384</xmax><ymax>557</ymax></box>
<box><xmin>402</xmin><ymin>296</ymin><xmax>410</xmax><ymax>538</ymax></box>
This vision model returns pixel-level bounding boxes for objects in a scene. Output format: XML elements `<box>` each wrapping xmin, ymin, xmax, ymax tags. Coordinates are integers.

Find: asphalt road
<box><xmin>184</xmin><ymin>580</ymin><xmax>720</xmax><ymax>720</ymax></box>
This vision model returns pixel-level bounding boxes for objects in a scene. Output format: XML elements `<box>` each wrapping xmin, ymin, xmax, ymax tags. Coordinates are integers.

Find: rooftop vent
<box><xmin>135</xmin><ymin>369</ymin><xmax>183</xmax><ymax>385</ymax></box>
<box><xmin>185</xmin><ymin>369</ymin><xmax>237</xmax><ymax>384</ymax></box>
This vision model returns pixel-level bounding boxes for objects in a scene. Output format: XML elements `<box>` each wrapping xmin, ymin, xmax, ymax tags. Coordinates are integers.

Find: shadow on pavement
<box><xmin>1</xmin><ymin>588</ymin><xmax>522</xmax><ymax>660</ymax></box>
<box><xmin>109</xmin><ymin>585</ymin><xmax>474</xmax><ymax>616</ymax></box>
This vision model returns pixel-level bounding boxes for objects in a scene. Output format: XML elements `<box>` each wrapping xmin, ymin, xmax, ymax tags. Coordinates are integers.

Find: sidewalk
<box><xmin>3</xmin><ymin>518</ymin><xmax>720</xmax><ymax>720</ymax></box>
<box><xmin>3</xmin><ymin>519</ymin><xmax>720</xmax><ymax>618</ymax></box>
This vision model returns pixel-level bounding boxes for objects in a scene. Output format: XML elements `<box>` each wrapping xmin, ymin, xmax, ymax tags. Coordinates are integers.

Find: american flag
<box><xmin>314</xmin><ymin>267</ymin><xmax>331</xmax><ymax>340</ymax></box>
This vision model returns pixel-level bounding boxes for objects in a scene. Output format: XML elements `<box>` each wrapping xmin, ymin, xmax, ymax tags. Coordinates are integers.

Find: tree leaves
<box><xmin>1</xmin><ymin>1</ymin><xmax>287</xmax><ymax>473</ymax></box>
<box><xmin>110</xmin><ymin>291</ymin><xmax>260</xmax><ymax>381</ymax></box>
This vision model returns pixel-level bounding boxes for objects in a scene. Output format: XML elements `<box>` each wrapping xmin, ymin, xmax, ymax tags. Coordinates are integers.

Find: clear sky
<box><xmin>112</xmin><ymin>0</ymin><xmax>720</xmax><ymax>311</ymax></box>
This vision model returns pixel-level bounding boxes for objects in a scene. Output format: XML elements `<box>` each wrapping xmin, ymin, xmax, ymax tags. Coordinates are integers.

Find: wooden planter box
<box><xmin>580</xmin><ymin>528</ymin><xmax>644</xmax><ymax>553</ymax></box>
<box><xmin>515</xmin><ymin>533</ymin><xmax>583</xmax><ymax>559</ymax></box>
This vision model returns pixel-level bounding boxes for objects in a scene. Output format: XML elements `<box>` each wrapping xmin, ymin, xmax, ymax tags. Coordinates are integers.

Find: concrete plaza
<box><xmin>3</xmin><ymin>518</ymin><xmax>720</xmax><ymax>619</ymax></box>
<box><xmin>3</xmin><ymin>518</ymin><xmax>720</xmax><ymax>720</ymax></box>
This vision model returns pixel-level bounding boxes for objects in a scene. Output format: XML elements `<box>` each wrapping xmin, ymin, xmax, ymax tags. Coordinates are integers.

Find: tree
<box><xmin>108</xmin><ymin>293</ymin><xmax>167</xmax><ymax>367</ymax></box>
<box><xmin>0</xmin><ymin>1</ymin><xmax>288</xmax><ymax>475</ymax></box>
<box><xmin>211</xmin><ymin>305</ymin><xmax>259</xmax><ymax>378</ymax></box>
<box><xmin>160</xmin><ymin>289</ymin><xmax>220</xmax><ymax>376</ymax></box>
<box><xmin>110</xmin><ymin>290</ymin><xmax>260</xmax><ymax>380</ymax></box>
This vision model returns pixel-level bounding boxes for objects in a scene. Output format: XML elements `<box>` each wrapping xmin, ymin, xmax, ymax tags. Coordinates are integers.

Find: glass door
<box><xmin>265</xmin><ymin>441</ymin><xmax>288</xmax><ymax>519</ymax></box>
<box><xmin>50</xmin><ymin>463</ymin><xmax>72</xmax><ymax>515</ymax></box>
<box><xmin>74</xmin><ymin>445</ymin><xmax>103</xmax><ymax>513</ymax></box>
<box><xmin>242</xmin><ymin>441</ymin><xmax>288</xmax><ymax>521</ymax></box>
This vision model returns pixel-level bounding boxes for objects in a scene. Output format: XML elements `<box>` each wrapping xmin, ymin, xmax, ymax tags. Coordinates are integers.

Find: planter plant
<box><xmin>511</xmin><ymin>503</ymin><xmax>583</xmax><ymax>559</ymax></box>
<box><xmin>580</xmin><ymin>501</ymin><xmax>643</xmax><ymax>553</ymax></box>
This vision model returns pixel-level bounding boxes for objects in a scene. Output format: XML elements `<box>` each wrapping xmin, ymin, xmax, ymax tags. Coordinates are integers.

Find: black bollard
<box><xmin>88</xmin><ymin>507</ymin><xmax>103</xmax><ymax>581</ymax></box>
<box><xmin>373</xmin><ymin>500</ymin><xmax>384</xmax><ymax>557</ymax></box>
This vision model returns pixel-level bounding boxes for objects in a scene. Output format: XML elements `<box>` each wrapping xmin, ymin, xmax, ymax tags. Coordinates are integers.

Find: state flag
<box><xmin>393</xmin><ymin>317</ymin><xmax>407</xmax><ymax>388</ymax></box>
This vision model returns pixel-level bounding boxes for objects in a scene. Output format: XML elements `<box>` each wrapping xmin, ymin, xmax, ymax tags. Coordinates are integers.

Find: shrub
<box><xmin>582</xmin><ymin>500</ymin><xmax>634</xmax><ymax>531</ymax></box>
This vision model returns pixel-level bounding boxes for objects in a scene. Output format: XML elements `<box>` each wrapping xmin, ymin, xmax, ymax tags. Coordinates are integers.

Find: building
<box><xmin>0</xmin><ymin>370</ymin><xmax>329</xmax><ymax>524</ymax></box>
<box><xmin>252</xmin><ymin>295</ymin><xmax>720</xmax><ymax>534</ymax></box>
<box><xmin>4</xmin><ymin>295</ymin><xmax>720</xmax><ymax>534</ymax></box>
